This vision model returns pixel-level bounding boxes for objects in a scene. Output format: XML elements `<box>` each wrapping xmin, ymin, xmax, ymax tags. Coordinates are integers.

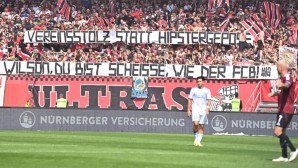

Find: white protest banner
<box><xmin>0</xmin><ymin>62</ymin><xmax>277</xmax><ymax>79</ymax></box>
<box><xmin>24</xmin><ymin>30</ymin><xmax>254</xmax><ymax>45</ymax></box>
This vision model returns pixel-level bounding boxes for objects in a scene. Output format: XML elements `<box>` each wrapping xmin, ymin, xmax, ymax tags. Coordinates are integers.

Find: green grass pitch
<box><xmin>0</xmin><ymin>131</ymin><xmax>298</xmax><ymax>168</ymax></box>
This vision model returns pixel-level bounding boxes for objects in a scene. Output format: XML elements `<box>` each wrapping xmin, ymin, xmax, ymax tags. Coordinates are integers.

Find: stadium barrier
<box><xmin>1</xmin><ymin>108</ymin><xmax>297</xmax><ymax>137</ymax></box>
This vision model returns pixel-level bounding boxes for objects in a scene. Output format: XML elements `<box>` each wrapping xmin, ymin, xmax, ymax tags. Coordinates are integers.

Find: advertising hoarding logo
<box><xmin>211</xmin><ymin>115</ymin><xmax>227</xmax><ymax>132</ymax></box>
<box><xmin>19</xmin><ymin>111</ymin><xmax>36</xmax><ymax>128</ymax></box>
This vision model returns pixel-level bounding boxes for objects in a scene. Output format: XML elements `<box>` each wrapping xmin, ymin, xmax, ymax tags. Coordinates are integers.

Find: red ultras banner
<box><xmin>4</xmin><ymin>75</ymin><xmax>261</xmax><ymax>111</ymax></box>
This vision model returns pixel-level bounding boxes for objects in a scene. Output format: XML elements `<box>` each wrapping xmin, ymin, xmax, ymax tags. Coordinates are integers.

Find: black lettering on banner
<box><xmin>18</xmin><ymin>62</ymin><xmax>26</xmax><ymax>74</ymax></box>
<box><xmin>218</xmin><ymin>66</ymin><xmax>226</xmax><ymax>78</ymax></box>
<box><xmin>208</xmin><ymin>66</ymin><xmax>218</xmax><ymax>79</ymax></box>
<box><xmin>43</xmin><ymin>86</ymin><xmax>52</xmax><ymax>107</ymax></box>
<box><xmin>170</xmin><ymin>32</ymin><xmax>177</xmax><ymax>44</ymax></box>
<box><xmin>149</xmin><ymin>64</ymin><xmax>158</xmax><ymax>76</ymax></box>
<box><xmin>124</xmin><ymin>31</ymin><xmax>130</xmax><ymax>44</ymax></box>
<box><xmin>27</xmin><ymin>62</ymin><xmax>34</xmax><ymax>74</ymax></box>
<box><xmin>130</xmin><ymin>31</ymin><xmax>138</xmax><ymax>44</ymax></box>
<box><xmin>57</xmin><ymin>31</ymin><xmax>61</xmax><ymax>42</ymax></box>
<box><xmin>84</xmin><ymin>63</ymin><xmax>93</xmax><ymax>75</ymax></box>
<box><xmin>15</xmin><ymin>62</ymin><xmax>19</xmax><ymax>73</ymax></box>
<box><xmin>147</xmin><ymin>31</ymin><xmax>152</xmax><ymax>43</ymax></box>
<box><xmin>186</xmin><ymin>65</ymin><xmax>194</xmax><ymax>77</ymax></box>
<box><xmin>199</xmin><ymin>32</ymin><xmax>206</xmax><ymax>44</ymax></box>
<box><xmin>27</xmin><ymin>62</ymin><xmax>35</xmax><ymax>74</ymax></box>
<box><xmin>139</xmin><ymin>31</ymin><xmax>144</xmax><ymax>43</ymax></box>
<box><xmin>50</xmin><ymin>31</ymin><xmax>58</xmax><ymax>43</ymax></box>
<box><xmin>35</xmin><ymin>62</ymin><xmax>42</xmax><ymax>74</ymax></box>
<box><xmin>73</xmin><ymin>31</ymin><xmax>81</xmax><ymax>42</ymax></box>
<box><xmin>261</xmin><ymin>67</ymin><xmax>271</xmax><ymax>77</ymax></box>
<box><xmin>27</xmin><ymin>31</ymin><xmax>35</xmax><ymax>42</ymax></box>
<box><xmin>60</xmin><ymin>31</ymin><xmax>67</xmax><ymax>43</ymax></box>
<box><xmin>191</xmin><ymin>32</ymin><xmax>199</xmax><ymax>44</ymax></box>
<box><xmin>249</xmin><ymin>66</ymin><xmax>257</xmax><ymax>78</ymax></box>
<box><xmin>167</xmin><ymin>31</ymin><xmax>170</xmax><ymax>44</ymax></box>
<box><xmin>55</xmin><ymin>62</ymin><xmax>63</xmax><ymax>75</ymax></box>
<box><xmin>143</xmin><ymin>87</ymin><xmax>167</xmax><ymax>110</ymax></box>
<box><xmin>66</xmin><ymin>31</ymin><xmax>73</xmax><ymax>43</ymax></box>
<box><xmin>109</xmin><ymin>86</ymin><xmax>136</xmax><ymax>110</ymax></box>
<box><xmin>207</xmin><ymin>32</ymin><xmax>214</xmax><ymax>44</ymax></box>
<box><xmin>42</xmin><ymin>62</ymin><xmax>50</xmax><ymax>74</ymax></box>
<box><xmin>141</xmin><ymin>64</ymin><xmax>150</xmax><ymax>76</ymax></box>
<box><xmin>89</xmin><ymin>31</ymin><xmax>96</xmax><ymax>43</ymax></box>
<box><xmin>233</xmin><ymin>66</ymin><xmax>241</xmax><ymax>78</ymax></box>
<box><xmin>132</xmin><ymin>63</ymin><xmax>140</xmax><ymax>76</ymax></box>
<box><xmin>201</xmin><ymin>66</ymin><xmax>209</xmax><ymax>78</ymax></box>
<box><xmin>94</xmin><ymin>63</ymin><xmax>102</xmax><ymax>75</ymax></box>
<box><xmin>117</xmin><ymin>63</ymin><xmax>124</xmax><ymax>76</ymax></box>
<box><xmin>159</xmin><ymin>31</ymin><xmax>166</xmax><ymax>44</ymax></box>
<box><xmin>221</xmin><ymin>33</ymin><xmax>229</xmax><ymax>45</ymax></box>
<box><xmin>185</xmin><ymin>32</ymin><xmax>191</xmax><ymax>44</ymax></box>
<box><xmin>81</xmin><ymin>85</ymin><xmax>106</xmax><ymax>108</ymax></box>
<box><xmin>63</xmin><ymin>62</ymin><xmax>70</xmax><ymax>75</ymax></box>
<box><xmin>177</xmin><ymin>32</ymin><xmax>184</xmax><ymax>44</ymax></box>
<box><xmin>83</xmin><ymin>31</ymin><xmax>89</xmax><ymax>43</ymax></box>
<box><xmin>229</xmin><ymin>33</ymin><xmax>237</xmax><ymax>45</ymax></box>
<box><xmin>28</xmin><ymin>85</ymin><xmax>40</xmax><ymax>107</ymax></box>
<box><xmin>116</xmin><ymin>31</ymin><xmax>123</xmax><ymax>42</ymax></box>
<box><xmin>44</xmin><ymin>31</ymin><xmax>51</xmax><ymax>43</ymax></box>
<box><xmin>158</xmin><ymin>64</ymin><xmax>165</xmax><ymax>77</ymax></box>
<box><xmin>173</xmin><ymin>65</ymin><xmax>184</xmax><ymax>77</ymax></box>
<box><xmin>36</xmin><ymin>30</ymin><xmax>43</xmax><ymax>42</ymax></box>
<box><xmin>240</xmin><ymin>66</ymin><xmax>249</xmax><ymax>78</ymax></box>
<box><xmin>214</xmin><ymin>33</ymin><xmax>221</xmax><ymax>44</ymax></box>
<box><xmin>95</xmin><ymin>31</ymin><xmax>99</xmax><ymax>42</ymax></box>
<box><xmin>103</xmin><ymin>31</ymin><xmax>110</xmax><ymax>43</ymax></box>
<box><xmin>109</xmin><ymin>62</ymin><xmax>117</xmax><ymax>76</ymax></box>
<box><xmin>123</xmin><ymin>63</ymin><xmax>131</xmax><ymax>76</ymax></box>
<box><xmin>95</xmin><ymin>31</ymin><xmax>102</xmax><ymax>42</ymax></box>
<box><xmin>4</xmin><ymin>62</ymin><xmax>16</xmax><ymax>74</ymax></box>
<box><xmin>75</xmin><ymin>63</ymin><xmax>83</xmax><ymax>75</ymax></box>
<box><xmin>171</xmin><ymin>87</ymin><xmax>190</xmax><ymax>111</ymax></box>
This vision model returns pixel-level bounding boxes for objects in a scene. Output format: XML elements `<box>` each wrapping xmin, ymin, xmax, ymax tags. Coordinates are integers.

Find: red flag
<box><xmin>240</xmin><ymin>14</ymin><xmax>269</xmax><ymax>41</ymax></box>
<box><xmin>288</xmin><ymin>28</ymin><xmax>298</xmax><ymax>46</ymax></box>
<box><xmin>96</xmin><ymin>16</ymin><xmax>106</xmax><ymax>28</ymax></box>
<box><xmin>264</xmin><ymin>1</ymin><xmax>281</xmax><ymax>29</ymax></box>
<box><xmin>58</xmin><ymin>0</ymin><xmax>71</xmax><ymax>21</ymax></box>
<box><xmin>109</xmin><ymin>0</ymin><xmax>115</xmax><ymax>15</ymax></box>
<box><xmin>64</xmin><ymin>5</ymin><xmax>71</xmax><ymax>21</ymax></box>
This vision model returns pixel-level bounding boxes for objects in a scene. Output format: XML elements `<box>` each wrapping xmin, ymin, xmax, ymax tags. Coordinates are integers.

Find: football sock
<box><xmin>280</xmin><ymin>137</ymin><xmax>288</xmax><ymax>158</ymax></box>
<box><xmin>279</xmin><ymin>133</ymin><xmax>296</xmax><ymax>152</ymax></box>
<box><xmin>197</xmin><ymin>133</ymin><xmax>203</xmax><ymax>143</ymax></box>
<box><xmin>194</xmin><ymin>132</ymin><xmax>198</xmax><ymax>140</ymax></box>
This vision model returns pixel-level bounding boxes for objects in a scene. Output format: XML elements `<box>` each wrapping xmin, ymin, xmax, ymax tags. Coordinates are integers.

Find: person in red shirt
<box><xmin>268</xmin><ymin>60</ymin><xmax>298</xmax><ymax>162</ymax></box>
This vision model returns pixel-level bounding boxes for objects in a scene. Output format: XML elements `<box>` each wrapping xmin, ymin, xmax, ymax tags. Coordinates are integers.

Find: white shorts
<box><xmin>192</xmin><ymin>114</ymin><xmax>208</xmax><ymax>124</ymax></box>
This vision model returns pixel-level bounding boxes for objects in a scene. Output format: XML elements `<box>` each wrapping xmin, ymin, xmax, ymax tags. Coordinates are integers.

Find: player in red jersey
<box><xmin>268</xmin><ymin>60</ymin><xmax>298</xmax><ymax>162</ymax></box>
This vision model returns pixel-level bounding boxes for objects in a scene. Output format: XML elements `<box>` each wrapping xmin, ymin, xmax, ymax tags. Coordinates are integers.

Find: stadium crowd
<box><xmin>0</xmin><ymin>0</ymin><xmax>297</xmax><ymax>65</ymax></box>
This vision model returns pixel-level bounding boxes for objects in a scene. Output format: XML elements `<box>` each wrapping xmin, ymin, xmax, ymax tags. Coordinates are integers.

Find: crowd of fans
<box><xmin>0</xmin><ymin>0</ymin><xmax>297</xmax><ymax>65</ymax></box>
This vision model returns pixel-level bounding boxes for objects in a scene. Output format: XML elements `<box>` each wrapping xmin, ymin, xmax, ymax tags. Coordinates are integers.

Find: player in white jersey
<box><xmin>187</xmin><ymin>77</ymin><xmax>211</xmax><ymax>147</ymax></box>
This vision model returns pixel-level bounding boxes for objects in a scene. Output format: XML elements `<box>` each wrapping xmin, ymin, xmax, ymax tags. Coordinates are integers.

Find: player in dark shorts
<box><xmin>268</xmin><ymin>61</ymin><xmax>298</xmax><ymax>162</ymax></box>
